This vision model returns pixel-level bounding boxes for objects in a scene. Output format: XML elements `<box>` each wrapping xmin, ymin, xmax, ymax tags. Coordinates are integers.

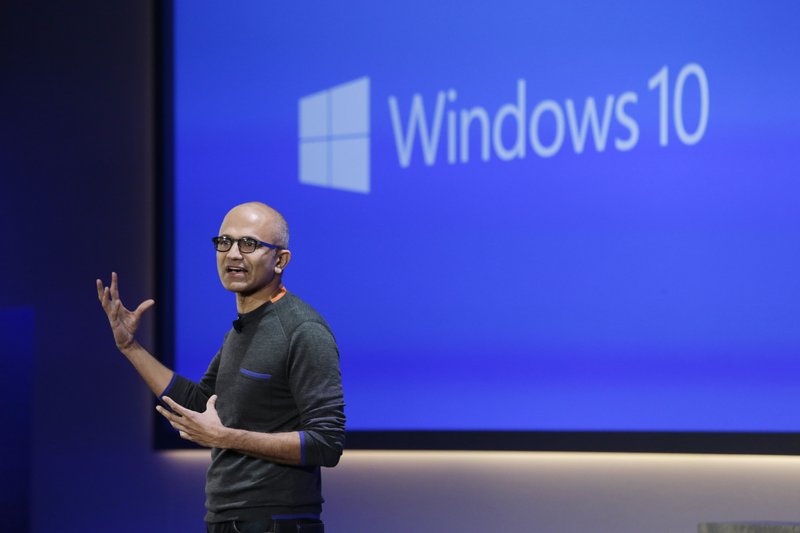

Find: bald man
<box><xmin>97</xmin><ymin>202</ymin><xmax>344</xmax><ymax>533</ymax></box>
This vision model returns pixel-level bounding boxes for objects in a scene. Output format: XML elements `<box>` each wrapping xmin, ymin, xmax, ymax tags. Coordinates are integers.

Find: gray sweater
<box><xmin>165</xmin><ymin>291</ymin><xmax>346</xmax><ymax>522</ymax></box>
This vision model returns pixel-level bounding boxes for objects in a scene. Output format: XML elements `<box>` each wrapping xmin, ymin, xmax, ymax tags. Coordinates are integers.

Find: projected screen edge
<box><xmin>155</xmin><ymin>0</ymin><xmax>800</xmax><ymax>454</ymax></box>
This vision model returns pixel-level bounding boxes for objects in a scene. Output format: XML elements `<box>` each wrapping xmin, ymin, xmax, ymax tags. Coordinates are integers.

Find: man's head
<box><xmin>215</xmin><ymin>202</ymin><xmax>292</xmax><ymax>304</ymax></box>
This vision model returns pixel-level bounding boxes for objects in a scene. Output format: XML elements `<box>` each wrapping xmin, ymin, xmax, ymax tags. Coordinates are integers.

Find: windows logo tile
<box><xmin>298</xmin><ymin>77</ymin><xmax>370</xmax><ymax>194</ymax></box>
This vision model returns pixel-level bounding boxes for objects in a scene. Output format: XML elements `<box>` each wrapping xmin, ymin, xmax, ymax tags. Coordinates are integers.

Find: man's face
<box><xmin>216</xmin><ymin>205</ymin><xmax>280</xmax><ymax>297</ymax></box>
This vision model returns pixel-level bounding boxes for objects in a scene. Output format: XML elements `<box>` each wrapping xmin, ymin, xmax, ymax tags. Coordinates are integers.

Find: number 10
<box><xmin>648</xmin><ymin>63</ymin><xmax>709</xmax><ymax>146</ymax></box>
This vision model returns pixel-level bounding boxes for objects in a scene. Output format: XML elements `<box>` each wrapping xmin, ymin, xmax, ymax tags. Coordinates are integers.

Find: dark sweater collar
<box><xmin>232</xmin><ymin>286</ymin><xmax>288</xmax><ymax>333</ymax></box>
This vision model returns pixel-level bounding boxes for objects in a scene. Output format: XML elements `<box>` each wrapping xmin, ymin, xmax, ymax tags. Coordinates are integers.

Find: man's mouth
<box><xmin>226</xmin><ymin>266</ymin><xmax>247</xmax><ymax>274</ymax></box>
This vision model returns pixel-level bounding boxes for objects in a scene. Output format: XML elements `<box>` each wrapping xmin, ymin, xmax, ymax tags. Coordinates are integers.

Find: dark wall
<box><xmin>0</xmin><ymin>2</ymin><xmax>208</xmax><ymax>531</ymax></box>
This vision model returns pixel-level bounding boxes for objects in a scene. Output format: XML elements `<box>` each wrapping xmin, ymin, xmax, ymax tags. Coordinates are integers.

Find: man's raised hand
<box><xmin>96</xmin><ymin>272</ymin><xmax>155</xmax><ymax>350</ymax></box>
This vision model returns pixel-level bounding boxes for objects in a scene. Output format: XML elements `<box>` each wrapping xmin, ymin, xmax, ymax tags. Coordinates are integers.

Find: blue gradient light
<box><xmin>173</xmin><ymin>0</ymin><xmax>800</xmax><ymax>431</ymax></box>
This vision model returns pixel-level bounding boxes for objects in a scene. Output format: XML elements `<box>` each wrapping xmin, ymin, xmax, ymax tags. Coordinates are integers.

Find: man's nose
<box><xmin>227</xmin><ymin>241</ymin><xmax>243</xmax><ymax>258</ymax></box>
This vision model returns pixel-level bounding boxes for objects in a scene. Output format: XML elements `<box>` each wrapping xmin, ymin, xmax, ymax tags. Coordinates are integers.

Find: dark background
<box><xmin>0</xmin><ymin>2</ymin><xmax>198</xmax><ymax>531</ymax></box>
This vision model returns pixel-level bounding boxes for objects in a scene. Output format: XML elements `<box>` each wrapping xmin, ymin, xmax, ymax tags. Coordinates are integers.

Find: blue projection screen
<box><xmin>167</xmin><ymin>1</ymin><xmax>800</xmax><ymax>448</ymax></box>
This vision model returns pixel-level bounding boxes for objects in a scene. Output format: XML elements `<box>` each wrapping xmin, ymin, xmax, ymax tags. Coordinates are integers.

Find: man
<box><xmin>97</xmin><ymin>202</ymin><xmax>345</xmax><ymax>533</ymax></box>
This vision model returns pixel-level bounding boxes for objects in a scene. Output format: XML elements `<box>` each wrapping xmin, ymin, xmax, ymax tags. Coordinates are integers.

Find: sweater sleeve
<box><xmin>161</xmin><ymin>350</ymin><xmax>220</xmax><ymax>412</ymax></box>
<box><xmin>287</xmin><ymin>321</ymin><xmax>346</xmax><ymax>467</ymax></box>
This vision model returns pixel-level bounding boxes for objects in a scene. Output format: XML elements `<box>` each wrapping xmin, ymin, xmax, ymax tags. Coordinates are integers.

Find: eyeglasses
<box><xmin>212</xmin><ymin>235</ymin><xmax>283</xmax><ymax>254</ymax></box>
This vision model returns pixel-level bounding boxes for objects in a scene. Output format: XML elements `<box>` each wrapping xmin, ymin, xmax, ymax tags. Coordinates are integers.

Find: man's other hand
<box><xmin>157</xmin><ymin>395</ymin><xmax>226</xmax><ymax>449</ymax></box>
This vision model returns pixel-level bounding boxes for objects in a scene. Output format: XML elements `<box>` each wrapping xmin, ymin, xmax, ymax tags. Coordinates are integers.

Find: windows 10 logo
<box><xmin>298</xmin><ymin>77</ymin><xmax>370</xmax><ymax>194</ymax></box>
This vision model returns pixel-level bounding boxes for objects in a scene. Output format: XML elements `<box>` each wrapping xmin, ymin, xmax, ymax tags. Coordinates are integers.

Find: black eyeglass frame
<box><xmin>211</xmin><ymin>235</ymin><xmax>284</xmax><ymax>254</ymax></box>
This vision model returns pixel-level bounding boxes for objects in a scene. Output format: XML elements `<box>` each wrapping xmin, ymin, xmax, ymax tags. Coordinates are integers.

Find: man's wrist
<box><xmin>216</xmin><ymin>425</ymin><xmax>237</xmax><ymax>449</ymax></box>
<box><xmin>117</xmin><ymin>338</ymin><xmax>140</xmax><ymax>354</ymax></box>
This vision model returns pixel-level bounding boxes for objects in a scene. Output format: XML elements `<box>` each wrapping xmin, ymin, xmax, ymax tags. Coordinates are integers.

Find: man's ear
<box><xmin>275</xmin><ymin>249</ymin><xmax>292</xmax><ymax>274</ymax></box>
